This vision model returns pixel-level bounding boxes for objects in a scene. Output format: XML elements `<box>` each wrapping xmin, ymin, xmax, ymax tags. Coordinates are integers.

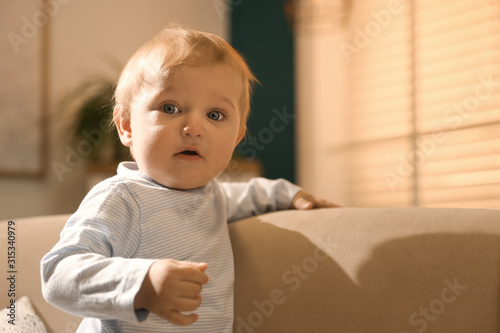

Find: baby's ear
<box><xmin>113</xmin><ymin>105</ymin><xmax>133</xmax><ymax>147</ymax></box>
<box><xmin>235</xmin><ymin>124</ymin><xmax>246</xmax><ymax>147</ymax></box>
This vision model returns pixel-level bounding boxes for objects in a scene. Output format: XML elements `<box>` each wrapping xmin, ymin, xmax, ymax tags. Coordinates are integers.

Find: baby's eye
<box><xmin>207</xmin><ymin>110</ymin><xmax>225</xmax><ymax>121</ymax></box>
<box><xmin>162</xmin><ymin>104</ymin><xmax>180</xmax><ymax>114</ymax></box>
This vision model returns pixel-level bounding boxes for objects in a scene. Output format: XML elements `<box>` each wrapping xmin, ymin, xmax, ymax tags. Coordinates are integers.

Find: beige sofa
<box><xmin>1</xmin><ymin>207</ymin><xmax>499</xmax><ymax>332</ymax></box>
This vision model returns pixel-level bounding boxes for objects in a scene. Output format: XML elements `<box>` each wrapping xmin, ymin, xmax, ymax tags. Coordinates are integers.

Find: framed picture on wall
<box><xmin>0</xmin><ymin>1</ymin><xmax>48</xmax><ymax>177</ymax></box>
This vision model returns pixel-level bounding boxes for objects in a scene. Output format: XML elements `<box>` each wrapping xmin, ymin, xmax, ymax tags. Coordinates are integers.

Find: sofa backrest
<box><xmin>229</xmin><ymin>207</ymin><xmax>500</xmax><ymax>333</ymax></box>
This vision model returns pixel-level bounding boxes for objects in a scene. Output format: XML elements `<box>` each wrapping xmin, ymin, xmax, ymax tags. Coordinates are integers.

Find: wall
<box><xmin>0</xmin><ymin>0</ymin><xmax>229</xmax><ymax>219</ymax></box>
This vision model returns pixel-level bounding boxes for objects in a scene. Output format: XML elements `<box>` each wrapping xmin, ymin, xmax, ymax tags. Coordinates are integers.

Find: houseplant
<box><xmin>58</xmin><ymin>75</ymin><xmax>130</xmax><ymax>168</ymax></box>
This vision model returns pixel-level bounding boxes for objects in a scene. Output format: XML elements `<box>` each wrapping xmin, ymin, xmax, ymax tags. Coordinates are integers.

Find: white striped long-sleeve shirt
<box><xmin>41</xmin><ymin>162</ymin><xmax>301</xmax><ymax>332</ymax></box>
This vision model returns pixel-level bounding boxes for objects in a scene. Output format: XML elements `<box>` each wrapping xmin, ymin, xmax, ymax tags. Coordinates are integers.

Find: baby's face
<box><xmin>122</xmin><ymin>64</ymin><xmax>246</xmax><ymax>189</ymax></box>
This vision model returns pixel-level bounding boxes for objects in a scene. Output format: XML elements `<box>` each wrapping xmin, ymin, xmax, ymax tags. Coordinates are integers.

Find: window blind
<box><xmin>344</xmin><ymin>0</ymin><xmax>500</xmax><ymax>208</ymax></box>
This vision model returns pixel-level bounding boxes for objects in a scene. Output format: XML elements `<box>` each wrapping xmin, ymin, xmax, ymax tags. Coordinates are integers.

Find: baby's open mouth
<box><xmin>175</xmin><ymin>149</ymin><xmax>203</xmax><ymax>160</ymax></box>
<box><xmin>175</xmin><ymin>146</ymin><xmax>202</xmax><ymax>160</ymax></box>
<box><xmin>179</xmin><ymin>150</ymin><xmax>199</xmax><ymax>156</ymax></box>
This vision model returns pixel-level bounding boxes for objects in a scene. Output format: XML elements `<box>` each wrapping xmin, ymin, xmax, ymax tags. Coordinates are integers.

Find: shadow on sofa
<box><xmin>356</xmin><ymin>233</ymin><xmax>500</xmax><ymax>332</ymax></box>
<box><xmin>231</xmin><ymin>219</ymin><xmax>360</xmax><ymax>333</ymax></box>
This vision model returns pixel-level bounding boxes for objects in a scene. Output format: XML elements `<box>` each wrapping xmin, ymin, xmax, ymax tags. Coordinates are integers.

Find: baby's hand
<box><xmin>135</xmin><ymin>259</ymin><xmax>209</xmax><ymax>325</ymax></box>
<box><xmin>291</xmin><ymin>190</ymin><xmax>341</xmax><ymax>210</ymax></box>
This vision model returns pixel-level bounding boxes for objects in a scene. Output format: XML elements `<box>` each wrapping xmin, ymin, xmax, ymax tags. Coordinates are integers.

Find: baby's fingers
<box><xmin>172</xmin><ymin>293</ymin><xmax>203</xmax><ymax>313</ymax></box>
<box><xmin>165</xmin><ymin>311</ymin><xmax>200</xmax><ymax>326</ymax></box>
<box><xmin>292</xmin><ymin>190</ymin><xmax>342</xmax><ymax>210</ymax></box>
<box><xmin>293</xmin><ymin>196</ymin><xmax>314</xmax><ymax>210</ymax></box>
<box><xmin>179</xmin><ymin>261</ymin><xmax>209</xmax><ymax>284</ymax></box>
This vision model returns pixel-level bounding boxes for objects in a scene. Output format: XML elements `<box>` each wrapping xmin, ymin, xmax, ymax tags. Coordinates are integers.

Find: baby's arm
<box><xmin>220</xmin><ymin>177</ymin><xmax>340</xmax><ymax>222</ymax></box>
<box><xmin>134</xmin><ymin>259</ymin><xmax>208</xmax><ymax>326</ymax></box>
<box><xmin>41</xmin><ymin>182</ymin><xmax>151</xmax><ymax>322</ymax></box>
<box><xmin>42</xmin><ymin>250</ymin><xmax>154</xmax><ymax>322</ymax></box>
<box><xmin>220</xmin><ymin>177</ymin><xmax>301</xmax><ymax>222</ymax></box>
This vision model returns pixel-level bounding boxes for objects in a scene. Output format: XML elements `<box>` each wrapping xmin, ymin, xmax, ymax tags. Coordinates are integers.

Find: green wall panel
<box><xmin>231</xmin><ymin>0</ymin><xmax>295</xmax><ymax>182</ymax></box>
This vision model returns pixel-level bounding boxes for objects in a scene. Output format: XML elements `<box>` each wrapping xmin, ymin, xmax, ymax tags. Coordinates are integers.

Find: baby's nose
<box><xmin>182</xmin><ymin>121</ymin><xmax>203</xmax><ymax>137</ymax></box>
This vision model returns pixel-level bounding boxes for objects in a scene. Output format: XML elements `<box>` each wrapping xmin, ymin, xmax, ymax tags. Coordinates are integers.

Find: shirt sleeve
<box><xmin>40</xmin><ymin>180</ymin><xmax>155</xmax><ymax>323</ymax></box>
<box><xmin>219</xmin><ymin>177</ymin><xmax>302</xmax><ymax>223</ymax></box>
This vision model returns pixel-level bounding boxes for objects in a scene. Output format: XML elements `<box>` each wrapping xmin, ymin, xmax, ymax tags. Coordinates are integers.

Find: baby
<box><xmin>41</xmin><ymin>26</ymin><xmax>338</xmax><ymax>332</ymax></box>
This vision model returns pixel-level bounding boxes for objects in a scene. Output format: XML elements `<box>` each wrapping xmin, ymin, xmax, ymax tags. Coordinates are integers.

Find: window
<box><xmin>342</xmin><ymin>0</ymin><xmax>500</xmax><ymax>208</ymax></box>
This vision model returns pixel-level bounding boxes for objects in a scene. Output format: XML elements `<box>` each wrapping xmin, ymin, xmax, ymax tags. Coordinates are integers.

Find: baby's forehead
<box><xmin>155</xmin><ymin>63</ymin><xmax>244</xmax><ymax>91</ymax></box>
<box><xmin>131</xmin><ymin>65</ymin><xmax>243</xmax><ymax>102</ymax></box>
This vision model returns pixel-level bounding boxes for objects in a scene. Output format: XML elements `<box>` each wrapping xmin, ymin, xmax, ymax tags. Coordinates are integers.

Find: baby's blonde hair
<box><xmin>114</xmin><ymin>25</ymin><xmax>257</xmax><ymax>126</ymax></box>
